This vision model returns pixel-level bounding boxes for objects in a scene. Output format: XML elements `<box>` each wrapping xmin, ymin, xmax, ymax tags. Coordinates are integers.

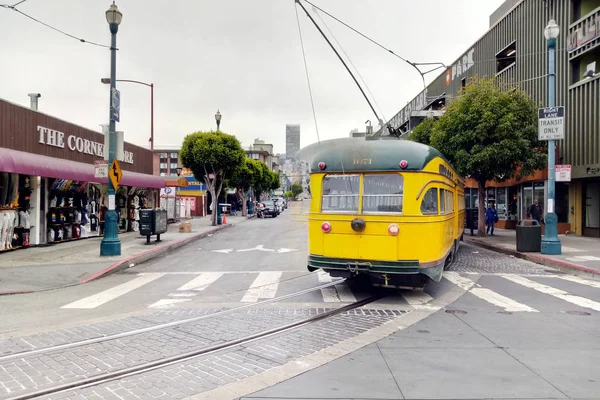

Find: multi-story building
<box><xmin>381</xmin><ymin>0</ymin><xmax>600</xmax><ymax>237</ymax></box>
<box><xmin>246</xmin><ymin>138</ymin><xmax>279</xmax><ymax>173</ymax></box>
<box><xmin>153</xmin><ymin>146</ymin><xmax>182</xmax><ymax>177</ymax></box>
<box><xmin>285</xmin><ymin>124</ymin><xmax>301</xmax><ymax>159</ymax></box>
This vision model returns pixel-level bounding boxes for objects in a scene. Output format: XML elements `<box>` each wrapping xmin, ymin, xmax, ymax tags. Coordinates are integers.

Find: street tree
<box><xmin>413</xmin><ymin>76</ymin><xmax>546</xmax><ymax>236</ymax></box>
<box><xmin>252</xmin><ymin>161</ymin><xmax>273</xmax><ymax>201</ymax></box>
<box><xmin>226</xmin><ymin>157</ymin><xmax>254</xmax><ymax>217</ymax></box>
<box><xmin>270</xmin><ymin>172</ymin><xmax>281</xmax><ymax>192</ymax></box>
<box><xmin>180</xmin><ymin>130</ymin><xmax>245</xmax><ymax>226</ymax></box>
<box><xmin>407</xmin><ymin>116</ymin><xmax>436</xmax><ymax>145</ymax></box>
<box><xmin>291</xmin><ymin>183</ymin><xmax>303</xmax><ymax>200</ymax></box>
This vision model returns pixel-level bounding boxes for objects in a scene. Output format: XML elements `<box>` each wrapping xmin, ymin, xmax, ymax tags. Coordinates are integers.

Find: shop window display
<box><xmin>126</xmin><ymin>187</ymin><xmax>150</xmax><ymax>232</ymax></box>
<box><xmin>46</xmin><ymin>179</ymin><xmax>90</xmax><ymax>244</ymax></box>
<box><xmin>0</xmin><ymin>173</ymin><xmax>32</xmax><ymax>252</ymax></box>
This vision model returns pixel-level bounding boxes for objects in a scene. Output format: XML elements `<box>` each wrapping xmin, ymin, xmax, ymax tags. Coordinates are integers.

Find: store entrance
<box><xmin>583</xmin><ymin>181</ymin><xmax>600</xmax><ymax>237</ymax></box>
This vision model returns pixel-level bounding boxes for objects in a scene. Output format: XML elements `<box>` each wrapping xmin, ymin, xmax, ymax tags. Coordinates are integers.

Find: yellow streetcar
<box><xmin>307</xmin><ymin>139</ymin><xmax>465</xmax><ymax>288</ymax></box>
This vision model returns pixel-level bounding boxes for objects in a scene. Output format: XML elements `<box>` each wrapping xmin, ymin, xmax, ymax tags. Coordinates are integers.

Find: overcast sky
<box><xmin>1</xmin><ymin>0</ymin><xmax>505</xmax><ymax>154</ymax></box>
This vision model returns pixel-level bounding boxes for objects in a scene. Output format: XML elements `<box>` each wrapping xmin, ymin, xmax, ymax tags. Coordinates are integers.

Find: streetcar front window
<box><xmin>321</xmin><ymin>174</ymin><xmax>359</xmax><ymax>212</ymax></box>
<box><xmin>362</xmin><ymin>174</ymin><xmax>403</xmax><ymax>213</ymax></box>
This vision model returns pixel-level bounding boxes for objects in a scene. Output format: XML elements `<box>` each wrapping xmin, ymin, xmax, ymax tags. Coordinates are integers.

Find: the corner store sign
<box><xmin>37</xmin><ymin>125</ymin><xmax>134</xmax><ymax>164</ymax></box>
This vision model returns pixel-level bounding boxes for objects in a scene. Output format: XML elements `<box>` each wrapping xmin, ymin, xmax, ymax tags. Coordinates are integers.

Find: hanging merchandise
<box><xmin>46</xmin><ymin>178</ymin><xmax>90</xmax><ymax>245</ymax></box>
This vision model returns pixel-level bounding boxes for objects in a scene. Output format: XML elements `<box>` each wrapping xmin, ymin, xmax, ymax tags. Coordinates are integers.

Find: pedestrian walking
<box><xmin>485</xmin><ymin>201</ymin><xmax>498</xmax><ymax>235</ymax></box>
<box><xmin>527</xmin><ymin>199</ymin><xmax>544</xmax><ymax>224</ymax></box>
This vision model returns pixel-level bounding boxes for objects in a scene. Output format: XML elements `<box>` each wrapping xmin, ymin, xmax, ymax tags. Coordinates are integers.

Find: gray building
<box><xmin>382</xmin><ymin>0</ymin><xmax>600</xmax><ymax>237</ymax></box>
<box><xmin>285</xmin><ymin>124</ymin><xmax>301</xmax><ymax>159</ymax></box>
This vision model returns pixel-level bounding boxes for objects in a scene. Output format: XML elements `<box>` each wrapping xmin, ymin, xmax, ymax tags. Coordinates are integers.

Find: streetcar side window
<box><xmin>458</xmin><ymin>194</ymin><xmax>466</xmax><ymax>211</ymax></box>
<box><xmin>362</xmin><ymin>174</ymin><xmax>403</xmax><ymax>213</ymax></box>
<box><xmin>440</xmin><ymin>190</ymin><xmax>446</xmax><ymax>214</ymax></box>
<box><xmin>420</xmin><ymin>188</ymin><xmax>438</xmax><ymax>215</ymax></box>
<box><xmin>441</xmin><ymin>189</ymin><xmax>454</xmax><ymax>214</ymax></box>
<box><xmin>321</xmin><ymin>174</ymin><xmax>359</xmax><ymax>213</ymax></box>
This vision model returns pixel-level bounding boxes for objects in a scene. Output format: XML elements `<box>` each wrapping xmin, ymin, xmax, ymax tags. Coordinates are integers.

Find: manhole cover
<box><xmin>566</xmin><ymin>310</ymin><xmax>591</xmax><ymax>316</ymax></box>
<box><xmin>445</xmin><ymin>309</ymin><xmax>467</xmax><ymax>315</ymax></box>
<box><xmin>497</xmin><ymin>311</ymin><xmax>513</xmax><ymax>315</ymax></box>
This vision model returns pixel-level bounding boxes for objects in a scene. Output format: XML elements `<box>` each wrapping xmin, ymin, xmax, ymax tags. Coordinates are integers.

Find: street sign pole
<box><xmin>101</xmin><ymin>23</ymin><xmax>122</xmax><ymax>257</ymax></box>
<box><xmin>540</xmin><ymin>32</ymin><xmax>561</xmax><ymax>256</ymax></box>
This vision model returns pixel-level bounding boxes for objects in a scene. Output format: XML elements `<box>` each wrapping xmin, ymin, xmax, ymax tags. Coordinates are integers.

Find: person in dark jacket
<box><xmin>485</xmin><ymin>201</ymin><xmax>498</xmax><ymax>235</ymax></box>
<box><xmin>528</xmin><ymin>199</ymin><xmax>543</xmax><ymax>224</ymax></box>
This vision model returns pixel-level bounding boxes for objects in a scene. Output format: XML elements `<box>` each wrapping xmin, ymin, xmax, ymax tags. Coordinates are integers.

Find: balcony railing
<box><xmin>568</xmin><ymin>6</ymin><xmax>600</xmax><ymax>59</ymax></box>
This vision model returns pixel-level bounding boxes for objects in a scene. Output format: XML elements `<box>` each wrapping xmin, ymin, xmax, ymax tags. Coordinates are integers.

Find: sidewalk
<box><xmin>465</xmin><ymin>228</ymin><xmax>600</xmax><ymax>276</ymax></box>
<box><xmin>0</xmin><ymin>215</ymin><xmax>250</xmax><ymax>295</ymax></box>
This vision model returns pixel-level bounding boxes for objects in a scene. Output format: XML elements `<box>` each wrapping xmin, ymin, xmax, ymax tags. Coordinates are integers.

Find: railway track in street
<box><xmin>5</xmin><ymin>294</ymin><xmax>384</xmax><ymax>400</ymax></box>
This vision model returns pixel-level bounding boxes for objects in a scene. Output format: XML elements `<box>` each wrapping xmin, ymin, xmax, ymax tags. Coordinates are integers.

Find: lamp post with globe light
<box><xmin>215</xmin><ymin>110</ymin><xmax>222</xmax><ymax>225</ymax></box>
<box><xmin>100</xmin><ymin>1</ymin><xmax>123</xmax><ymax>257</ymax></box>
<box><xmin>541</xmin><ymin>19</ymin><xmax>562</xmax><ymax>256</ymax></box>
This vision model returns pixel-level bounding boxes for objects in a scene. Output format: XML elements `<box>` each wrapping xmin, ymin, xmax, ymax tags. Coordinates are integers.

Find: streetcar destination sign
<box><xmin>538</xmin><ymin>106</ymin><xmax>565</xmax><ymax>140</ymax></box>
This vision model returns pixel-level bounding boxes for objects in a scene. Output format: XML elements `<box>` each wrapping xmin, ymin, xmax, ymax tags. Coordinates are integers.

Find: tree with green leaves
<box><xmin>407</xmin><ymin>116</ymin><xmax>436</xmax><ymax>146</ymax></box>
<box><xmin>284</xmin><ymin>190</ymin><xmax>293</xmax><ymax>200</ymax></box>
<box><xmin>180</xmin><ymin>130</ymin><xmax>245</xmax><ymax>226</ymax></box>
<box><xmin>270</xmin><ymin>172</ymin><xmax>281</xmax><ymax>192</ymax></box>
<box><xmin>251</xmin><ymin>161</ymin><xmax>273</xmax><ymax>201</ymax></box>
<box><xmin>226</xmin><ymin>158</ymin><xmax>255</xmax><ymax>217</ymax></box>
<box><xmin>411</xmin><ymin>76</ymin><xmax>546</xmax><ymax>236</ymax></box>
<box><xmin>291</xmin><ymin>183</ymin><xmax>303</xmax><ymax>200</ymax></box>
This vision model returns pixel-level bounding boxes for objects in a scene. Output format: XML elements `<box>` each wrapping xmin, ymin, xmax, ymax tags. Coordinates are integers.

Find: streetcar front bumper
<box><xmin>308</xmin><ymin>254</ymin><xmax>443</xmax><ymax>282</ymax></box>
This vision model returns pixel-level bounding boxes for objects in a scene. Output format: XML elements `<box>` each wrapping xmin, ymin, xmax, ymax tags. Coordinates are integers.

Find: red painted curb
<box><xmin>0</xmin><ymin>289</ymin><xmax>35</xmax><ymax>296</ymax></box>
<box><xmin>465</xmin><ymin>237</ymin><xmax>600</xmax><ymax>275</ymax></box>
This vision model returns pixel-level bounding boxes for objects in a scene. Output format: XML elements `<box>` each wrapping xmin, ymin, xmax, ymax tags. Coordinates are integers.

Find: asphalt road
<box><xmin>0</xmin><ymin>201</ymin><xmax>598</xmax><ymax>400</ymax></box>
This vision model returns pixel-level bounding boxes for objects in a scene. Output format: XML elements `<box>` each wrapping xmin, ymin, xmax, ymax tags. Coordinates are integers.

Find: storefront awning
<box><xmin>0</xmin><ymin>147</ymin><xmax>166</xmax><ymax>189</ymax></box>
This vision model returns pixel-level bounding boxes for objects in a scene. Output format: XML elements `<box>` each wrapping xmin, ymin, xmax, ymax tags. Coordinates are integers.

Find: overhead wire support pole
<box><xmin>295</xmin><ymin>0</ymin><xmax>381</xmax><ymax>126</ymax></box>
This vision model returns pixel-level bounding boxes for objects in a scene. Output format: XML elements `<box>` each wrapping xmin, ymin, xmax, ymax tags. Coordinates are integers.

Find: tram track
<box><xmin>0</xmin><ymin>276</ymin><xmax>348</xmax><ymax>363</ymax></box>
<box><xmin>5</xmin><ymin>294</ymin><xmax>384</xmax><ymax>400</ymax></box>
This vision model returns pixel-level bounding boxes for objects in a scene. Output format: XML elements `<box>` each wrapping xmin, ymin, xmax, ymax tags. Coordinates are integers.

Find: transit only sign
<box><xmin>538</xmin><ymin>106</ymin><xmax>565</xmax><ymax>140</ymax></box>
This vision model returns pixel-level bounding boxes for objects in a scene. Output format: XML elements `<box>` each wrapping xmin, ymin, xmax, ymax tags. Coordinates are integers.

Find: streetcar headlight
<box><xmin>388</xmin><ymin>224</ymin><xmax>399</xmax><ymax>236</ymax></box>
<box><xmin>321</xmin><ymin>222</ymin><xmax>332</xmax><ymax>233</ymax></box>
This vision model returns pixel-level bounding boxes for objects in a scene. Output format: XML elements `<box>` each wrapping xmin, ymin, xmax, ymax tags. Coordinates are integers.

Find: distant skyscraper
<box><xmin>286</xmin><ymin>124</ymin><xmax>300</xmax><ymax>159</ymax></box>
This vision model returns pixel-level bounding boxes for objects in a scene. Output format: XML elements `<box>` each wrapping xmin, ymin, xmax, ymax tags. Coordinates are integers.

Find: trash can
<box><xmin>516</xmin><ymin>219</ymin><xmax>542</xmax><ymax>252</ymax></box>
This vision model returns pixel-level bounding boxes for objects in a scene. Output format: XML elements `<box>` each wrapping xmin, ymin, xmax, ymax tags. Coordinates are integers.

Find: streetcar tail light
<box><xmin>399</xmin><ymin>160</ymin><xmax>408</xmax><ymax>169</ymax></box>
<box><xmin>321</xmin><ymin>222</ymin><xmax>332</xmax><ymax>233</ymax></box>
<box><xmin>388</xmin><ymin>224</ymin><xmax>399</xmax><ymax>236</ymax></box>
<box><xmin>318</xmin><ymin>162</ymin><xmax>326</xmax><ymax>170</ymax></box>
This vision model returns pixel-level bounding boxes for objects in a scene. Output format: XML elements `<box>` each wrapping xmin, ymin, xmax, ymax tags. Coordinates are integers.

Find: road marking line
<box><xmin>321</xmin><ymin>287</ymin><xmax>340</xmax><ymax>303</ymax></box>
<box><xmin>335</xmin><ymin>285</ymin><xmax>357</xmax><ymax>302</ymax></box>
<box><xmin>401</xmin><ymin>291</ymin><xmax>433</xmax><ymax>306</ymax></box>
<box><xmin>551</xmin><ymin>275</ymin><xmax>600</xmax><ymax>289</ymax></box>
<box><xmin>177</xmin><ymin>272</ymin><xmax>224</xmax><ymax>291</ymax></box>
<box><xmin>469</xmin><ymin>288</ymin><xmax>538</xmax><ymax>312</ymax></box>
<box><xmin>241</xmin><ymin>272</ymin><xmax>283</xmax><ymax>302</ymax></box>
<box><xmin>61</xmin><ymin>273</ymin><xmax>165</xmax><ymax>309</ymax></box>
<box><xmin>443</xmin><ymin>272</ymin><xmax>477</xmax><ymax>291</ymax></box>
<box><xmin>501</xmin><ymin>274</ymin><xmax>600</xmax><ymax>312</ymax></box>
<box><xmin>317</xmin><ymin>270</ymin><xmax>332</xmax><ymax>283</ymax></box>
<box><xmin>148</xmin><ymin>298</ymin><xmax>191</xmax><ymax>309</ymax></box>
<box><xmin>168</xmin><ymin>292</ymin><xmax>198</xmax><ymax>297</ymax></box>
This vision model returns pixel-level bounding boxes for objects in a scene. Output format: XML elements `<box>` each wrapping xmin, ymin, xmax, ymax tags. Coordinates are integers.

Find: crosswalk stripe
<box><xmin>177</xmin><ymin>272</ymin><xmax>224</xmax><ymax>291</ymax></box>
<box><xmin>445</xmin><ymin>272</ymin><xmax>537</xmax><ymax>312</ymax></box>
<box><xmin>470</xmin><ymin>288</ymin><xmax>538</xmax><ymax>312</ymax></box>
<box><xmin>401</xmin><ymin>291</ymin><xmax>433</xmax><ymax>306</ymax></box>
<box><xmin>148</xmin><ymin>298</ymin><xmax>191</xmax><ymax>309</ymax></box>
<box><xmin>501</xmin><ymin>274</ymin><xmax>600</xmax><ymax>312</ymax></box>
<box><xmin>241</xmin><ymin>272</ymin><xmax>282</xmax><ymax>302</ymax></box>
<box><xmin>317</xmin><ymin>270</ymin><xmax>332</xmax><ymax>283</ymax></box>
<box><xmin>552</xmin><ymin>275</ymin><xmax>600</xmax><ymax>289</ymax></box>
<box><xmin>321</xmin><ymin>287</ymin><xmax>341</xmax><ymax>303</ymax></box>
<box><xmin>61</xmin><ymin>273</ymin><xmax>165</xmax><ymax>309</ymax></box>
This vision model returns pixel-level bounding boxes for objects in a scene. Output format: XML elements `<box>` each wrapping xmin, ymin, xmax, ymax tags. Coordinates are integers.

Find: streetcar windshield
<box><xmin>321</xmin><ymin>174</ymin><xmax>360</xmax><ymax>212</ymax></box>
<box><xmin>362</xmin><ymin>174</ymin><xmax>404</xmax><ymax>213</ymax></box>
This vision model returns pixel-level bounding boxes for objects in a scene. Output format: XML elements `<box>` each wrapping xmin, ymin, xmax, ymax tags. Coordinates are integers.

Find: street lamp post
<box><xmin>215</xmin><ymin>110</ymin><xmax>222</xmax><ymax>225</ymax></box>
<box><xmin>541</xmin><ymin>19</ymin><xmax>562</xmax><ymax>255</ymax></box>
<box><xmin>101</xmin><ymin>79</ymin><xmax>154</xmax><ymax>150</ymax></box>
<box><xmin>100</xmin><ymin>1</ymin><xmax>123</xmax><ymax>257</ymax></box>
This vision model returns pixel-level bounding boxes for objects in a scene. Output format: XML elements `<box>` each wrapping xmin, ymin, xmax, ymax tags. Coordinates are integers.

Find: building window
<box><xmin>159</xmin><ymin>152</ymin><xmax>168</xmax><ymax>159</ymax></box>
<box><xmin>251</xmin><ymin>153</ymin><xmax>260</xmax><ymax>160</ymax></box>
<box><xmin>321</xmin><ymin>174</ymin><xmax>359</xmax><ymax>213</ymax></box>
<box><xmin>362</xmin><ymin>174</ymin><xmax>403</xmax><ymax>214</ymax></box>
<box><xmin>160</xmin><ymin>163</ymin><xmax>167</xmax><ymax>169</ymax></box>
<box><xmin>160</xmin><ymin>169</ymin><xmax>168</xmax><ymax>176</ymax></box>
<box><xmin>420</xmin><ymin>188</ymin><xmax>439</xmax><ymax>215</ymax></box>
<box><xmin>496</xmin><ymin>187</ymin><xmax>507</xmax><ymax>219</ymax></box>
<box><xmin>461</xmin><ymin>78</ymin><xmax>466</xmax><ymax>89</ymax></box>
<box><xmin>170</xmin><ymin>152</ymin><xmax>178</xmax><ymax>158</ymax></box>
<box><xmin>170</xmin><ymin>163</ymin><xmax>179</xmax><ymax>170</ymax></box>
<box><xmin>170</xmin><ymin>172</ymin><xmax>178</xmax><ymax>177</ymax></box>
<box><xmin>496</xmin><ymin>42</ymin><xmax>516</xmax><ymax>74</ymax></box>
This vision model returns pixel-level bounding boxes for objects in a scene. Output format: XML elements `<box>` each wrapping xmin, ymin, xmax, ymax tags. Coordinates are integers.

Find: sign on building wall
<box><xmin>555</xmin><ymin>165</ymin><xmax>571</xmax><ymax>182</ymax></box>
<box><xmin>446</xmin><ymin>48</ymin><xmax>475</xmax><ymax>85</ymax></box>
<box><xmin>538</xmin><ymin>107</ymin><xmax>565</xmax><ymax>140</ymax></box>
<box><xmin>94</xmin><ymin>160</ymin><xmax>108</xmax><ymax>178</ymax></box>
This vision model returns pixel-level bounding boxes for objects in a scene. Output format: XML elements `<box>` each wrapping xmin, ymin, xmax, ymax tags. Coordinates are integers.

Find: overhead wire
<box><xmin>312</xmin><ymin>6</ymin><xmax>387</xmax><ymax>123</ymax></box>
<box><xmin>294</xmin><ymin>3</ymin><xmax>321</xmax><ymax>144</ymax></box>
<box><xmin>0</xmin><ymin>2</ymin><xmax>111</xmax><ymax>48</ymax></box>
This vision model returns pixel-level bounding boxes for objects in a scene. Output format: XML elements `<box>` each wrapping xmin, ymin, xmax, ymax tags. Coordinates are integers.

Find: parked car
<box><xmin>261</xmin><ymin>201</ymin><xmax>278</xmax><ymax>218</ymax></box>
<box><xmin>273</xmin><ymin>197</ymin><xmax>286</xmax><ymax>211</ymax></box>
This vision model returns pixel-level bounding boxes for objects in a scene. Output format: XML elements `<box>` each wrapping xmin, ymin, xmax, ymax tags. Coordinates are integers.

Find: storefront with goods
<box><xmin>0</xmin><ymin>98</ymin><xmax>166</xmax><ymax>253</ymax></box>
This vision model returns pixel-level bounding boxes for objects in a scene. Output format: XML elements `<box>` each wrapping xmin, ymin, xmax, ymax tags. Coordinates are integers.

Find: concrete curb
<box><xmin>465</xmin><ymin>236</ymin><xmax>600</xmax><ymax>278</ymax></box>
<box><xmin>0</xmin><ymin>217</ymin><xmax>254</xmax><ymax>296</ymax></box>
